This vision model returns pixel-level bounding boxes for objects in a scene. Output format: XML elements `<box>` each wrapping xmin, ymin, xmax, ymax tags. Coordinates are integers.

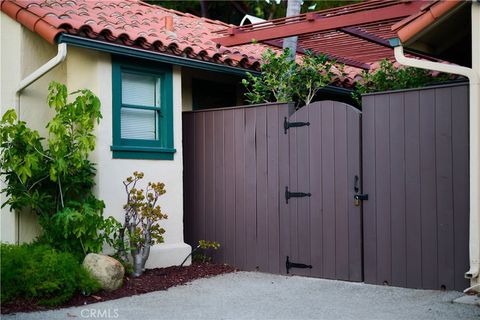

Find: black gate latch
<box><xmin>285</xmin><ymin>186</ymin><xmax>311</xmax><ymax>204</ymax></box>
<box><xmin>354</xmin><ymin>194</ymin><xmax>368</xmax><ymax>201</ymax></box>
<box><xmin>284</xmin><ymin>117</ymin><xmax>310</xmax><ymax>134</ymax></box>
<box><xmin>286</xmin><ymin>256</ymin><xmax>312</xmax><ymax>274</ymax></box>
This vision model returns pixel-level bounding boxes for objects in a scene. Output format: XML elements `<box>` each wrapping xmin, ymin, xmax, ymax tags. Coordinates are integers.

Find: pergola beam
<box><xmin>213</xmin><ymin>2</ymin><xmax>423</xmax><ymax>47</ymax></box>
<box><xmin>264</xmin><ymin>39</ymin><xmax>371</xmax><ymax>69</ymax></box>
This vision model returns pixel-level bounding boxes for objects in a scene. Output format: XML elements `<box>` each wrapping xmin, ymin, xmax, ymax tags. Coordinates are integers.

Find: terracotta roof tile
<box><xmin>0</xmin><ymin>0</ymin><xmax>281</xmax><ymax>72</ymax></box>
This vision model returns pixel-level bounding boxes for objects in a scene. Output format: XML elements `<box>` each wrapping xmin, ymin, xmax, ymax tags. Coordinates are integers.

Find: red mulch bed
<box><xmin>1</xmin><ymin>262</ymin><xmax>236</xmax><ymax>315</ymax></box>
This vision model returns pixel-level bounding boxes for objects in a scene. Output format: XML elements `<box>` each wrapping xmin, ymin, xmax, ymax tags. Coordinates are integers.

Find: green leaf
<box><xmin>1</xmin><ymin>109</ymin><xmax>17</xmax><ymax>124</ymax></box>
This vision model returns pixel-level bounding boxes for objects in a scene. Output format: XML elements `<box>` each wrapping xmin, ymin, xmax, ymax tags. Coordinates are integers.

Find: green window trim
<box><xmin>111</xmin><ymin>56</ymin><xmax>175</xmax><ymax>160</ymax></box>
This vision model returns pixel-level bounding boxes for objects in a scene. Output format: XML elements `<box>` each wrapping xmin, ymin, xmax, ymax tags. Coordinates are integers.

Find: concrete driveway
<box><xmin>4</xmin><ymin>272</ymin><xmax>479</xmax><ymax>320</ymax></box>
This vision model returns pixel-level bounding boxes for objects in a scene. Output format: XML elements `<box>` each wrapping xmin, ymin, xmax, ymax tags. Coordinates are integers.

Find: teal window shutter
<box><xmin>111</xmin><ymin>56</ymin><xmax>175</xmax><ymax>160</ymax></box>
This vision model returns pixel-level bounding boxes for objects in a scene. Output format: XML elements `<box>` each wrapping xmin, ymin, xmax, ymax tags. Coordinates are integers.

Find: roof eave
<box><xmin>57</xmin><ymin>34</ymin><xmax>259</xmax><ymax>77</ymax></box>
<box><xmin>395</xmin><ymin>0</ymin><xmax>464</xmax><ymax>44</ymax></box>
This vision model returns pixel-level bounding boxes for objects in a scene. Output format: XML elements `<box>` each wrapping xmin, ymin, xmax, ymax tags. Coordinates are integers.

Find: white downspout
<box><xmin>15</xmin><ymin>43</ymin><xmax>68</xmax><ymax>112</ymax></box>
<box><xmin>392</xmin><ymin>2</ymin><xmax>480</xmax><ymax>291</ymax></box>
<box><xmin>13</xmin><ymin>42</ymin><xmax>67</xmax><ymax>244</ymax></box>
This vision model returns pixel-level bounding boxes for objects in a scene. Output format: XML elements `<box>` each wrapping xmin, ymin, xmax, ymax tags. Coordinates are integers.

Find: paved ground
<box><xmin>5</xmin><ymin>272</ymin><xmax>479</xmax><ymax>320</ymax></box>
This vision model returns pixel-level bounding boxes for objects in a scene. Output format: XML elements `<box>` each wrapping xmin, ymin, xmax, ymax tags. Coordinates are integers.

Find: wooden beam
<box><xmin>213</xmin><ymin>2</ymin><xmax>423</xmax><ymax>47</ymax></box>
<box><xmin>264</xmin><ymin>39</ymin><xmax>370</xmax><ymax>70</ymax></box>
<box><xmin>339</xmin><ymin>26</ymin><xmax>392</xmax><ymax>48</ymax></box>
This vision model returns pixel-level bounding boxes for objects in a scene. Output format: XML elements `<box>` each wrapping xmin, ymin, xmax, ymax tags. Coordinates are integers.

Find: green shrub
<box><xmin>353</xmin><ymin>59</ymin><xmax>452</xmax><ymax>103</ymax></box>
<box><xmin>0</xmin><ymin>82</ymin><xmax>118</xmax><ymax>260</ymax></box>
<box><xmin>1</xmin><ymin>243</ymin><xmax>100</xmax><ymax>306</ymax></box>
<box><xmin>241</xmin><ymin>48</ymin><xmax>337</xmax><ymax>108</ymax></box>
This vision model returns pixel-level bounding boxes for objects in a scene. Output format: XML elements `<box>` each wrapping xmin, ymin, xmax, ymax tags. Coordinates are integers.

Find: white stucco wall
<box><xmin>0</xmin><ymin>12</ymin><xmax>190</xmax><ymax>267</ymax></box>
<box><xmin>65</xmin><ymin>47</ymin><xmax>190</xmax><ymax>267</ymax></box>
<box><xmin>1</xmin><ymin>13</ymin><xmax>66</xmax><ymax>243</ymax></box>
<box><xmin>0</xmin><ymin>12</ymin><xmax>20</xmax><ymax>243</ymax></box>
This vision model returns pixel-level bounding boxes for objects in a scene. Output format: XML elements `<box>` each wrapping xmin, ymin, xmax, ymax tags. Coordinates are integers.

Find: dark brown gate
<box><xmin>285</xmin><ymin>101</ymin><xmax>362</xmax><ymax>281</ymax></box>
<box><xmin>362</xmin><ymin>83</ymin><xmax>470</xmax><ymax>291</ymax></box>
<box><xmin>184</xmin><ymin>83</ymin><xmax>471</xmax><ymax>291</ymax></box>
<box><xmin>183</xmin><ymin>101</ymin><xmax>363</xmax><ymax>281</ymax></box>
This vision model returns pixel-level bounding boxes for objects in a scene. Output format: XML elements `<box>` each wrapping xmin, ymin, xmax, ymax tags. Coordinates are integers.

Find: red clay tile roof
<box><xmin>3</xmin><ymin>0</ymin><xmax>438</xmax><ymax>88</ymax></box>
<box><xmin>0</xmin><ymin>0</ymin><xmax>282</xmax><ymax>70</ymax></box>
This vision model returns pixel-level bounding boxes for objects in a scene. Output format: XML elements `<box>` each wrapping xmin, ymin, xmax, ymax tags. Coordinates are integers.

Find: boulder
<box><xmin>83</xmin><ymin>253</ymin><xmax>124</xmax><ymax>291</ymax></box>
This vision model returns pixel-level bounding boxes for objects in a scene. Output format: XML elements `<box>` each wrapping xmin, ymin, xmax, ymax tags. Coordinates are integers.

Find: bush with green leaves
<box><xmin>180</xmin><ymin>240</ymin><xmax>221</xmax><ymax>267</ymax></box>
<box><xmin>0</xmin><ymin>81</ymin><xmax>114</xmax><ymax>259</ymax></box>
<box><xmin>1</xmin><ymin>243</ymin><xmax>100</xmax><ymax>306</ymax></box>
<box><xmin>353</xmin><ymin>59</ymin><xmax>452</xmax><ymax>103</ymax></box>
<box><xmin>242</xmin><ymin>48</ymin><xmax>337</xmax><ymax>107</ymax></box>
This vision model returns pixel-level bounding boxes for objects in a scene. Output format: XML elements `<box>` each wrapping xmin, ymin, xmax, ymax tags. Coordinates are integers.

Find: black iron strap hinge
<box><xmin>284</xmin><ymin>117</ymin><xmax>310</xmax><ymax>134</ymax></box>
<box><xmin>286</xmin><ymin>256</ymin><xmax>312</xmax><ymax>274</ymax></box>
<box><xmin>285</xmin><ymin>186</ymin><xmax>311</xmax><ymax>204</ymax></box>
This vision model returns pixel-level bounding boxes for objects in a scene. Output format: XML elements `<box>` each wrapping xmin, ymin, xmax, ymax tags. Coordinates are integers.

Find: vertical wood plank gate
<box><xmin>183</xmin><ymin>83</ymin><xmax>470</xmax><ymax>291</ymax></box>
<box><xmin>183</xmin><ymin>101</ymin><xmax>363</xmax><ymax>281</ymax></box>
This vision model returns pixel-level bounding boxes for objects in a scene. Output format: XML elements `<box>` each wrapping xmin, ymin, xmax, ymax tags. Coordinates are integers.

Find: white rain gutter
<box><xmin>13</xmin><ymin>42</ymin><xmax>67</xmax><ymax>244</ymax></box>
<box><xmin>15</xmin><ymin>43</ymin><xmax>67</xmax><ymax>113</ymax></box>
<box><xmin>392</xmin><ymin>2</ymin><xmax>480</xmax><ymax>291</ymax></box>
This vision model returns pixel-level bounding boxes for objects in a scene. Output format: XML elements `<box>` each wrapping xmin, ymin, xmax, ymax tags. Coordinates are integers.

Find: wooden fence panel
<box><xmin>362</xmin><ymin>83</ymin><xmax>470</xmax><ymax>291</ymax></box>
<box><xmin>184</xmin><ymin>103</ymin><xmax>291</xmax><ymax>273</ymax></box>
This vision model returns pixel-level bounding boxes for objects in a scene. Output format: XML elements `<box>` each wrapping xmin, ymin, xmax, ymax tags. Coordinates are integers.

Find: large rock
<box><xmin>83</xmin><ymin>253</ymin><xmax>124</xmax><ymax>291</ymax></box>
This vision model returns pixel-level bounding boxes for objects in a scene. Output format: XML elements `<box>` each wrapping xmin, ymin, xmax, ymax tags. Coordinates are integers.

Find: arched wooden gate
<box><xmin>183</xmin><ymin>101</ymin><xmax>363</xmax><ymax>281</ymax></box>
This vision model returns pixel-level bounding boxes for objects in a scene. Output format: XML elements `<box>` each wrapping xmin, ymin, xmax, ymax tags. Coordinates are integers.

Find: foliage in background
<box><xmin>296</xmin><ymin>51</ymin><xmax>335</xmax><ymax>105</ymax></box>
<box><xmin>242</xmin><ymin>48</ymin><xmax>337</xmax><ymax>107</ymax></box>
<box><xmin>149</xmin><ymin>0</ymin><xmax>360</xmax><ymax>24</ymax></box>
<box><xmin>1</xmin><ymin>243</ymin><xmax>100</xmax><ymax>306</ymax></box>
<box><xmin>353</xmin><ymin>59</ymin><xmax>452</xmax><ymax>103</ymax></box>
<box><xmin>116</xmin><ymin>171</ymin><xmax>168</xmax><ymax>277</ymax></box>
<box><xmin>0</xmin><ymin>82</ymin><xmax>113</xmax><ymax>259</ymax></box>
<box><xmin>242</xmin><ymin>48</ymin><xmax>297</xmax><ymax>104</ymax></box>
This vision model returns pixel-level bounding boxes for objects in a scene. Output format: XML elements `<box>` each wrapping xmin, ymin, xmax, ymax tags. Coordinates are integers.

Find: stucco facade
<box><xmin>0</xmin><ymin>12</ymin><xmax>206</xmax><ymax>267</ymax></box>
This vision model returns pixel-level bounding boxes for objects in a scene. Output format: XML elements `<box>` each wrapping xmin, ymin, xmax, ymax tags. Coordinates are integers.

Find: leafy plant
<box><xmin>0</xmin><ymin>82</ymin><xmax>111</xmax><ymax>259</ymax></box>
<box><xmin>180</xmin><ymin>240</ymin><xmax>221</xmax><ymax>267</ymax></box>
<box><xmin>242</xmin><ymin>48</ymin><xmax>297</xmax><ymax>104</ymax></box>
<box><xmin>242</xmin><ymin>48</ymin><xmax>338</xmax><ymax>107</ymax></box>
<box><xmin>353</xmin><ymin>59</ymin><xmax>452</xmax><ymax>103</ymax></box>
<box><xmin>1</xmin><ymin>243</ymin><xmax>100</xmax><ymax>306</ymax></box>
<box><xmin>116</xmin><ymin>171</ymin><xmax>168</xmax><ymax>277</ymax></box>
<box><xmin>296</xmin><ymin>51</ymin><xmax>335</xmax><ymax>105</ymax></box>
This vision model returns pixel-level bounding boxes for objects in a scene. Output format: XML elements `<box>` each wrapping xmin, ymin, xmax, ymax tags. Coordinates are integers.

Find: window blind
<box><xmin>120</xmin><ymin>72</ymin><xmax>161</xmax><ymax>140</ymax></box>
<box><xmin>121</xmin><ymin>108</ymin><xmax>157</xmax><ymax>140</ymax></box>
<box><xmin>122</xmin><ymin>72</ymin><xmax>159</xmax><ymax>107</ymax></box>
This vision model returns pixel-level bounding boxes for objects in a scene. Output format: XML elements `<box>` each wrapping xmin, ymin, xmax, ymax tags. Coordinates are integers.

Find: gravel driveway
<box><xmin>4</xmin><ymin>271</ymin><xmax>479</xmax><ymax>320</ymax></box>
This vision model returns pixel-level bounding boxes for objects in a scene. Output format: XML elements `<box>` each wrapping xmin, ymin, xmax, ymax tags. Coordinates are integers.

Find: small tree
<box><xmin>242</xmin><ymin>48</ymin><xmax>338</xmax><ymax>108</ymax></box>
<box><xmin>0</xmin><ymin>82</ymin><xmax>111</xmax><ymax>259</ymax></box>
<box><xmin>295</xmin><ymin>51</ymin><xmax>335</xmax><ymax>106</ymax></box>
<box><xmin>118</xmin><ymin>172</ymin><xmax>168</xmax><ymax>277</ymax></box>
<box><xmin>242</xmin><ymin>48</ymin><xmax>298</xmax><ymax>104</ymax></box>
